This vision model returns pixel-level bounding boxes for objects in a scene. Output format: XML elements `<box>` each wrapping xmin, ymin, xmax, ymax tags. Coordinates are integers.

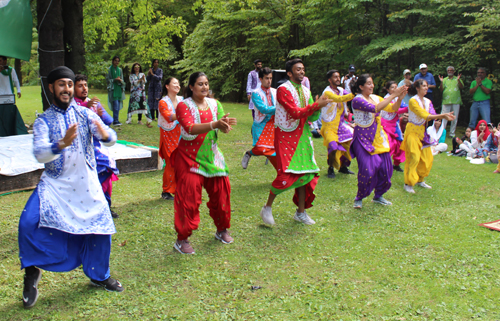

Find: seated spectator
<box><xmin>493</xmin><ymin>129</ymin><xmax>500</xmax><ymax>173</ymax></box>
<box><xmin>484</xmin><ymin>122</ymin><xmax>500</xmax><ymax>153</ymax></box>
<box><xmin>427</xmin><ymin>119</ymin><xmax>448</xmax><ymax>155</ymax></box>
<box><xmin>309</xmin><ymin>119</ymin><xmax>322</xmax><ymax>138</ymax></box>
<box><xmin>471</xmin><ymin>120</ymin><xmax>490</xmax><ymax>158</ymax></box>
<box><xmin>450</xmin><ymin>128</ymin><xmax>472</xmax><ymax>157</ymax></box>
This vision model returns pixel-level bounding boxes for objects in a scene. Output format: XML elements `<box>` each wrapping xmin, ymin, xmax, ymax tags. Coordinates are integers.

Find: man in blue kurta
<box><xmin>19</xmin><ymin>67</ymin><xmax>123</xmax><ymax>309</ymax></box>
<box><xmin>413</xmin><ymin>64</ymin><xmax>437</xmax><ymax>104</ymax></box>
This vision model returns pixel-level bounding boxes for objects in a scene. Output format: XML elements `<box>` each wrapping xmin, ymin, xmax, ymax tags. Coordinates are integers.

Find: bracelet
<box><xmin>210</xmin><ymin>121</ymin><xmax>214</xmax><ymax>130</ymax></box>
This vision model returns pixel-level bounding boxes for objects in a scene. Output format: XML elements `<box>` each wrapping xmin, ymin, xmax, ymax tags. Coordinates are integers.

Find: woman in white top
<box><xmin>426</xmin><ymin>119</ymin><xmax>448</xmax><ymax>155</ymax></box>
<box><xmin>471</xmin><ymin>120</ymin><xmax>489</xmax><ymax>149</ymax></box>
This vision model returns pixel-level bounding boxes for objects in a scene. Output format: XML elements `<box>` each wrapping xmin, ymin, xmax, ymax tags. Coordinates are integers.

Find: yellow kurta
<box><xmin>402</xmin><ymin>97</ymin><xmax>434</xmax><ymax>186</ymax></box>
<box><xmin>321</xmin><ymin>90</ymin><xmax>354</xmax><ymax>169</ymax></box>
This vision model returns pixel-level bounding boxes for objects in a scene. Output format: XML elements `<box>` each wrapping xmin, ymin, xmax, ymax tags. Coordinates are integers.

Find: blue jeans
<box><xmin>112</xmin><ymin>100</ymin><xmax>120</xmax><ymax>124</ymax></box>
<box><xmin>468</xmin><ymin>99</ymin><xmax>490</xmax><ymax>128</ymax></box>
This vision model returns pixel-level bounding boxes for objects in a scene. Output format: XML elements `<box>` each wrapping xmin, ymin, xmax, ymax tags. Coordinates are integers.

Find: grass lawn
<box><xmin>1</xmin><ymin>85</ymin><xmax>500</xmax><ymax>319</ymax></box>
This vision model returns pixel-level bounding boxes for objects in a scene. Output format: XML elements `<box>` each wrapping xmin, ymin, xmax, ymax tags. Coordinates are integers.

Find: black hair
<box><xmin>326</xmin><ymin>69</ymin><xmax>340</xmax><ymax>80</ymax></box>
<box><xmin>131</xmin><ymin>63</ymin><xmax>143</xmax><ymax>73</ymax></box>
<box><xmin>350</xmin><ymin>73</ymin><xmax>371</xmax><ymax>94</ymax></box>
<box><xmin>185</xmin><ymin>72</ymin><xmax>207</xmax><ymax>98</ymax></box>
<box><xmin>74</xmin><ymin>74</ymin><xmax>88</xmax><ymax>83</ymax></box>
<box><xmin>259</xmin><ymin>67</ymin><xmax>273</xmax><ymax>79</ymax></box>
<box><xmin>162</xmin><ymin>77</ymin><xmax>178</xmax><ymax>97</ymax></box>
<box><xmin>408</xmin><ymin>78</ymin><xmax>427</xmax><ymax>96</ymax></box>
<box><xmin>285</xmin><ymin>58</ymin><xmax>303</xmax><ymax>73</ymax></box>
<box><xmin>254</xmin><ymin>59</ymin><xmax>262</xmax><ymax>64</ymax></box>
<box><xmin>382</xmin><ymin>80</ymin><xmax>397</xmax><ymax>94</ymax></box>
<box><xmin>112</xmin><ymin>56</ymin><xmax>120</xmax><ymax>62</ymax></box>
<box><xmin>0</xmin><ymin>56</ymin><xmax>7</xmax><ymax>61</ymax></box>
<box><xmin>452</xmin><ymin>137</ymin><xmax>459</xmax><ymax>151</ymax></box>
<box><xmin>152</xmin><ymin>59</ymin><xmax>159</xmax><ymax>67</ymax></box>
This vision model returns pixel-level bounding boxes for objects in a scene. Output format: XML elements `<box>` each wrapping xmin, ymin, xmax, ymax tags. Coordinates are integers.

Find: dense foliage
<box><xmin>19</xmin><ymin>0</ymin><xmax>500</xmax><ymax>124</ymax></box>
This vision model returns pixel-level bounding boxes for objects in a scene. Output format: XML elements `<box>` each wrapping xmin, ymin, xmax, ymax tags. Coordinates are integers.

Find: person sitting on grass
<box><xmin>492</xmin><ymin>127</ymin><xmax>500</xmax><ymax>173</ymax></box>
<box><xmin>453</xmin><ymin>129</ymin><xmax>474</xmax><ymax>158</ymax></box>
<box><xmin>471</xmin><ymin>120</ymin><xmax>490</xmax><ymax>158</ymax></box>
<box><xmin>484</xmin><ymin>122</ymin><xmax>499</xmax><ymax>154</ymax></box>
<box><xmin>427</xmin><ymin>119</ymin><xmax>448</xmax><ymax>156</ymax></box>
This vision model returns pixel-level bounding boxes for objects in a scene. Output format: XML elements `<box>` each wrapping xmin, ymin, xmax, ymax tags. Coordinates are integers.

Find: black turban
<box><xmin>47</xmin><ymin>66</ymin><xmax>75</xmax><ymax>84</ymax></box>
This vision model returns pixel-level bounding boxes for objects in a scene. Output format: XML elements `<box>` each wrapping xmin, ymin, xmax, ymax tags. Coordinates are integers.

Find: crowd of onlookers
<box><xmin>296</xmin><ymin>62</ymin><xmax>498</xmax><ymax>171</ymax></box>
<box><xmin>99</xmin><ymin>57</ymin><xmax>500</xmax><ymax>172</ymax></box>
<box><xmin>105</xmin><ymin>56</ymin><xmax>164</xmax><ymax>127</ymax></box>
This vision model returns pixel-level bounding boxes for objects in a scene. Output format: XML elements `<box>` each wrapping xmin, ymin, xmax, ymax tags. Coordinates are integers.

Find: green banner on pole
<box><xmin>0</xmin><ymin>0</ymin><xmax>33</xmax><ymax>61</ymax></box>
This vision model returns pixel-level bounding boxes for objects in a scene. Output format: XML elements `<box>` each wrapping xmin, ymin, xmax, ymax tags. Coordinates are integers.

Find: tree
<box><xmin>62</xmin><ymin>0</ymin><xmax>85</xmax><ymax>74</ymax></box>
<box><xmin>37</xmin><ymin>0</ymin><xmax>64</xmax><ymax>110</ymax></box>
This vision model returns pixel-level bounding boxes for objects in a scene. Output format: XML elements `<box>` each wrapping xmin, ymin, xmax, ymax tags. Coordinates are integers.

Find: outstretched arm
<box><xmin>277</xmin><ymin>87</ymin><xmax>331</xmax><ymax>120</ymax></box>
<box><xmin>323</xmin><ymin>91</ymin><xmax>354</xmax><ymax>103</ymax></box>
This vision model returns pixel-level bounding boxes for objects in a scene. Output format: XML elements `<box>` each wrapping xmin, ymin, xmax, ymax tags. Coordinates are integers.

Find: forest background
<box><xmin>13</xmin><ymin>0</ymin><xmax>500</xmax><ymax>126</ymax></box>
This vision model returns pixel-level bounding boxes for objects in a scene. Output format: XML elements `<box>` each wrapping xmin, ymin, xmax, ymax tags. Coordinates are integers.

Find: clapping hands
<box><xmin>216</xmin><ymin>113</ymin><xmax>237</xmax><ymax>133</ymax></box>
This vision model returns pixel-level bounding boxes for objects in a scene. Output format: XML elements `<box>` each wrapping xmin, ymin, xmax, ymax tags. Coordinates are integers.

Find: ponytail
<box><xmin>408</xmin><ymin>79</ymin><xmax>426</xmax><ymax>96</ymax></box>
<box><xmin>350</xmin><ymin>73</ymin><xmax>370</xmax><ymax>94</ymax></box>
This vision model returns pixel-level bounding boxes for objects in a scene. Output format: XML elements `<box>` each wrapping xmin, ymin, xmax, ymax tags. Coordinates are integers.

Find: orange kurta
<box><xmin>159</xmin><ymin>98</ymin><xmax>181</xmax><ymax>194</ymax></box>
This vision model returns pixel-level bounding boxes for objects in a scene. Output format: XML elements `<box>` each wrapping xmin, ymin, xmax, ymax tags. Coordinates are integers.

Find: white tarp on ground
<box><xmin>0</xmin><ymin>134</ymin><xmax>152</xmax><ymax>176</ymax></box>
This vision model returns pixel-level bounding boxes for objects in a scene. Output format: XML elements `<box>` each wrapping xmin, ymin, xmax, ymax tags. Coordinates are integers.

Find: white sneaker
<box><xmin>416</xmin><ymin>182</ymin><xmax>432</xmax><ymax>189</ymax></box>
<box><xmin>241</xmin><ymin>151</ymin><xmax>252</xmax><ymax>169</ymax></box>
<box><xmin>260</xmin><ymin>206</ymin><xmax>275</xmax><ymax>225</ymax></box>
<box><xmin>404</xmin><ymin>184</ymin><xmax>416</xmax><ymax>193</ymax></box>
<box><xmin>293</xmin><ymin>210</ymin><xmax>315</xmax><ymax>225</ymax></box>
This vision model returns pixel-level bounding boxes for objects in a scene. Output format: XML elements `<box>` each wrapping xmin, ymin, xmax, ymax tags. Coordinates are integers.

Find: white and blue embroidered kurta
<box><xmin>33</xmin><ymin>103</ymin><xmax>117</xmax><ymax>235</ymax></box>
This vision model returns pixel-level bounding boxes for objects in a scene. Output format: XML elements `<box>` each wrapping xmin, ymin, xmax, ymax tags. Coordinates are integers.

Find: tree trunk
<box><xmin>15</xmin><ymin>59</ymin><xmax>22</xmax><ymax>86</ymax></box>
<box><xmin>62</xmin><ymin>0</ymin><xmax>85</xmax><ymax>74</ymax></box>
<box><xmin>37</xmin><ymin>0</ymin><xmax>64</xmax><ymax>110</ymax></box>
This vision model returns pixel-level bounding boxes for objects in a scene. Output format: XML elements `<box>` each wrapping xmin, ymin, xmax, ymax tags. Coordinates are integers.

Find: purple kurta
<box><xmin>246</xmin><ymin>70</ymin><xmax>261</xmax><ymax>110</ymax></box>
<box><xmin>351</xmin><ymin>96</ymin><xmax>393</xmax><ymax>201</ymax></box>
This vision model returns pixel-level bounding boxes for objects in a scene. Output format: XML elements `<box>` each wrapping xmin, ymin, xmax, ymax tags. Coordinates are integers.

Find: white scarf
<box><xmin>426</xmin><ymin>121</ymin><xmax>444</xmax><ymax>143</ymax></box>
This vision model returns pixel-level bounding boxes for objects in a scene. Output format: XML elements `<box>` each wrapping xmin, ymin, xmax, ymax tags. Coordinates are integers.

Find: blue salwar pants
<box><xmin>18</xmin><ymin>188</ymin><xmax>111</xmax><ymax>281</ymax></box>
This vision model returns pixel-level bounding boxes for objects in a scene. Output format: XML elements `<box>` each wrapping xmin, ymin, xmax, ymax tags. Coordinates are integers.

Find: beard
<box><xmin>53</xmin><ymin>92</ymin><xmax>73</xmax><ymax>110</ymax></box>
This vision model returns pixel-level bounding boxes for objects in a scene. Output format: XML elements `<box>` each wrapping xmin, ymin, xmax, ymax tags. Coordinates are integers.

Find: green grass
<box><xmin>1</xmin><ymin>86</ymin><xmax>500</xmax><ymax>319</ymax></box>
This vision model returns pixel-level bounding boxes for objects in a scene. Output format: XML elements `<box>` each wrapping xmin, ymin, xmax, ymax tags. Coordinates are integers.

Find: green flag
<box><xmin>0</xmin><ymin>0</ymin><xmax>33</xmax><ymax>61</ymax></box>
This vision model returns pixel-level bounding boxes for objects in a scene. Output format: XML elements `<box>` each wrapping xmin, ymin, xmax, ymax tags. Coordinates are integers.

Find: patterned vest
<box><xmin>275</xmin><ymin>80</ymin><xmax>311</xmax><ymax>132</ymax></box>
<box><xmin>36</xmin><ymin>105</ymin><xmax>96</xmax><ymax>179</ymax></box>
<box><xmin>409</xmin><ymin>95</ymin><xmax>431</xmax><ymax>126</ymax></box>
<box><xmin>179</xmin><ymin>97</ymin><xmax>218</xmax><ymax>140</ymax></box>
<box><xmin>158</xmin><ymin>95</ymin><xmax>183</xmax><ymax>131</ymax></box>
<box><xmin>253</xmin><ymin>87</ymin><xmax>276</xmax><ymax>123</ymax></box>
